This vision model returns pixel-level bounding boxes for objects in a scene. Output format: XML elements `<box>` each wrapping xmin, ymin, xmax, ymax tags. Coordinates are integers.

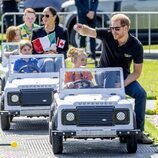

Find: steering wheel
<box><xmin>72</xmin><ymin>79</ymin><xmax>93</xmax><ymax>89</ymax></box>
<box><xmin>18</xmin><ymin>65</ymin><xmax>40</xmax><ymax>73</ymax></box>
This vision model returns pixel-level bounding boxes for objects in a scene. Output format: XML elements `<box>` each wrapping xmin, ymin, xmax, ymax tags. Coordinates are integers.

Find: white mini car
<box><xmin>0</xmin><ymin>54</ymin><xmax>65</xmax><ymax>130</ymax></box>
<box><xmin>0</xmin><ymin>42</ymin><xmax>20</xmax><ymax>91</ymax></box>
<box><xmin>49</xmin><ymin>67</ymin><xmax>140</xmax><ymax>154</ymax></box>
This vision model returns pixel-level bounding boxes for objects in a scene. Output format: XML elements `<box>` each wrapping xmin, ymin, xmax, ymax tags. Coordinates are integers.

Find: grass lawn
<box><xmin>145</xmin><ymin>118</ymin><xmax>158</xmax><ymax>143</ymax></box>
<box><xmin>138</xmin><ymin>60</ymin><xmax>158</xmax><ymax>99</ymax></box>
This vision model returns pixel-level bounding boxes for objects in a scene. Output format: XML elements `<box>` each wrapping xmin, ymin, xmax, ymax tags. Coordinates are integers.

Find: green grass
<box><xmin>138</xmin><ymin>60</ymin><xmax>158</xmax><ymax>99</ymax></box>
<box><xmin>65</xmin><ymin>58</ymin><xmax>95</xmax><ymax>68</ymax></box>
<box><xmin>145</xmin><ymin>118</ymin><xmax>158</xmax><ymax>143</ymax></box>
<box><xmin>143</xmin><ymin>45</ymin><xmax>158</xmax><ymax>49</ymax></box>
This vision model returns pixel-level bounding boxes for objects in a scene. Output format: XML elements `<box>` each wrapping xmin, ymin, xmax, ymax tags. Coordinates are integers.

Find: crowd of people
<box><xmin>1</xmin><ymin>1</ymin><xmax>154</xmax><ymax>145</ymax></box>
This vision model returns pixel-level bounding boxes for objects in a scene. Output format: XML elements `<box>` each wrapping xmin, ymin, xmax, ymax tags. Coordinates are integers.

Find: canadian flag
<box><xmin>57</xmin><ymin>37</ymin><xmax>66</xmax><ymax>49</ymax></box>
<box><xmin>32</xmin><ymin>32</ymin><xmax>56</xmax><ymax>53</ymax></box>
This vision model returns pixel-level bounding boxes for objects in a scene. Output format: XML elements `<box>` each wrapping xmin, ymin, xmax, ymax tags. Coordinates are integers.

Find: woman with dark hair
<box><xmin>31</xmin><ymin>6</ymin><xmax>69</xmax><ymax>59</ymax></box>
<box><xmin>31</xmin><ymin>6</ymin><xmax>68</xmax><ymax>72</ymax></box>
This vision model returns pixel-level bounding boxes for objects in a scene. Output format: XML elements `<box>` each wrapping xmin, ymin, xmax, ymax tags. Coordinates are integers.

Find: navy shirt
<box><xmin>96</xmin><ymin>28</ymin><xmax>143</xmax><ymax>76</ymax></box>
<box><xmin>14</xmin><ymin>58</ymin><xmax>39</xmax><ymax>73</ymax></box>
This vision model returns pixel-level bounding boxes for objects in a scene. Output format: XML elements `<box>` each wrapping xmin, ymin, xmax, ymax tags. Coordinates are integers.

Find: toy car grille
<box><xmin>20</xmin><ymin>85</ymin><xmax>53</xmax><ymax>89</ymax></box>
<box><xmin>20</xmin><ymin>88</ymin><xmax>54</xmax><ymax>106</ymax></box>
<box><xmin>76</xmin><ymin>106</ymin><xmax>114</xmax><ymax>126</ymax></box>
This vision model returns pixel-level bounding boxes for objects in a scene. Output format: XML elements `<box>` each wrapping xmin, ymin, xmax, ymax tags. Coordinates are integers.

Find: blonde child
<box><xmin>64</xmin><ymin>47</ymin><xmax>93</xmax><ymax>84</ymax></box>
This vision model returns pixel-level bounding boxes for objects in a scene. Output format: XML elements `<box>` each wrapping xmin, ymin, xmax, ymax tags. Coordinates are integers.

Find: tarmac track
<box><xmin>0</xmin><ymin>117</ymin><xmax>158</xmax><ymax>158</ymax></box>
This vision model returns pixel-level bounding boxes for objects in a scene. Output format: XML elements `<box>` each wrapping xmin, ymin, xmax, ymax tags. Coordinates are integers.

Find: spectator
<box><xmin>31</xmin><ymin>6</ymin><xmax>68</xmax><ymax>72</ymax></box>
<box><xmin>18</xmin><ymin>8</ymin><xmax>40</xmax><ymax>41</ymax></box>
<box><xmin>4</xmin><ymin>26</ymin><xmax>21</xmax><ymax>59</ymax></box>
<box><xmin>32</xmin><ymin>6</ymin><xmax>68</xmax><ymax>58</ymax></box>
<box><xmin>2</xmin><ymin>0</ymin><xmax>21</xmax><ymax>30</ymax></box>
<box><xmin>75</xmin><ymin>0</ymin><xmax>98</xmax><ymax>61</ymax></box>
<box><xmin>14</xmin><ymin>40</ymin><xmax>39</xmax><ymax>73</ymax></box>
<box><xmin>74</xmin><ymin>13</ymin><xmax>153</xmax><ymax>144</ymax></box>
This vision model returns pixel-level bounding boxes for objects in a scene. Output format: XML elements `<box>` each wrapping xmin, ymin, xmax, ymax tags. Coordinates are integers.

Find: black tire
<box><xmin>49</xmin><ymin>127</ymin><xmax>52</xmax><ymax>144</ymax></box>
<box><xmin>49</xmin><ymin>110</ymin><xmax>53</xmax><ymax>145</ymax></box>
<box><xmin>49</xmin><ymin>104</ymin><xmax>55</xmax><ymax>144</ymax></box>
<box><xmin>119</xmin><ymin>136</ymin><xmax>126</xmax><ymax>143</ymax></box>
<box><xmin>52</xmin><ymin>133</ymin><xmax>63</xmax><ymax>154</ymax></box>
<box><xmin>1</xmin><ymin>76</ymin><xmax>6</xmax><ymax>92</ymax></box>
<box><xmin>133</xmin><ymin>112</ymin><xmax>137</xmax><ymax>129</ymax></box>
<box><xmin>10</xmin><ymin>115</ymin><xmax>14</xmax><ymax>122</ymax></box>
<box><xmin>126</xmin><ymin>134</ymin><xmax>137</xmax><ymax>153</ymax></box>
<box><xmin>0</xmin><ymin>98</ymin><xmax>10</xmax><ymax>130</ymax></box>
<box><xmin>51</xmin><ymin>117</ymin><xmax>63</xmax><ymax>154</ymax></box>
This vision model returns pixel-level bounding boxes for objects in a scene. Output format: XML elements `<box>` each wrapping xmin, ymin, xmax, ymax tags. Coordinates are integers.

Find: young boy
<box><xmin>18</xmin><ymin>8</ymin><xmax>40</xmax><ymax>41</ymax></box>
<box><xmin>13</xmin><ymin>40</ymin><xmax>39</xmax><ymax>73</ymax></box>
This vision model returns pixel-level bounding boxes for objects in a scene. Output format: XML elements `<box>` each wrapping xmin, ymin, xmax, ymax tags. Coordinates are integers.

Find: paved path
<box><xmin>0</xmin><ymin>117</ymin><xmax>158</xmax><ymax>158</ymax></box>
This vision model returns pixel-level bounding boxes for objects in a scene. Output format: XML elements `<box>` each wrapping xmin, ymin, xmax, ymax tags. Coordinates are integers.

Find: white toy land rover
<box><xmin>49</xmin><ymin>67</ymin><xmax>140</xmax><ymax>154</ymax></box>
<box><xmin>0</xmin><ymin>54</ymin><xmax>65</xmax><ymax>130</ymax></box>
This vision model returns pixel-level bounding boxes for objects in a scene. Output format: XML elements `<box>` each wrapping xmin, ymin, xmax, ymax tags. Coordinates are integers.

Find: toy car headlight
<box><xmin>114</xmin><ymin>109</ymin><xmax>129</xmax><ymax>124</ymax></box>
<box><xmin>116</xmin><ymin>112</ymin><xmax>126</xmax><ymax>121</ymax></box>
<box><xmin>62</xmin><ymin>110</ymin><xmax>76</xmax><ymax>125</ymax></box>
<box><xmin>11</xmin><ymin>94</ymin><xmax>19</xmax><ymax>103</ymax></box>
<box><xmin>8</xmin><ymin>92</ymin><xmax>21</xmax><ymax>105</ymax></box>
<box><xmin>66</xmin><ymin>112</ymin><xmax>75</xmax><ymax>121</ymax></box>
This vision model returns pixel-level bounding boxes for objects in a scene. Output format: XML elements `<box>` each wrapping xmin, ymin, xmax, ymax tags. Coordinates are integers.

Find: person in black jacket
<box><xmin>2</xmin><ymin>0</ymin><xmax>20</xmax><ymax>30</ymax></box>
<box><xmin>75</xmin><ymin>0</ymin><xmax>98</xmax><ymax>61</ymax></box>
<box><xmin>31</xmin><ymin>6</ymin><xmax>68</xmax><ymax>72</ymax></box>
<box><xmin>31</xmin><ymin>6</ymin><xmax>69</xmax><ymax>58</ymax></box>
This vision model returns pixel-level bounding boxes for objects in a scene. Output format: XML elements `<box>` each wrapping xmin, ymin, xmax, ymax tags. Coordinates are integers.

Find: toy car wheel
<box><xmin>49</xmin><ymin>112</ymin><xmax>53</xmax><ymax>144</ymax></box>
<box><xmin>10</xmin><ymin>115</ymin><xmax>14</xmax><ymax>122</ymax></box>
<box><xmin>51</xmin><ymin>118</ymin><xmax>63</xmax><ymax>154</ymax></box>
<box><xmin>126</xmin><ymin>134</ymin><xmax>137</xmax><ymax>153</ymax></box>
<box><xmin>133</xmin><ymin>112</ymin><xmax>137</xmax><ymax>129</ymax></box>
<box><xmin>0</xmin><ymin>76</ymin><xmax>6</xmax><ymax>92</ymax></box>
<box><xmin>0</xmin><ymin>98</ymin><xmax>10</xmax><ymax>130</ymax></box>
<box><xmin>119</xmin><ymin>136</ymin><xmax>126</xmax><ymax>143</ymax></box>
<box><xmin>52</xmin><ymin>132</ymin><xmax>63</xmax><ymax>154</ymax></box>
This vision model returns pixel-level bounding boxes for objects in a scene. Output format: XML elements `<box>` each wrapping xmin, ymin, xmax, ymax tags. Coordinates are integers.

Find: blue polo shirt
<box><xmin>14</xmin><ymin>58</ymin><xmax>39</xmax><ymax>73</ymax></box>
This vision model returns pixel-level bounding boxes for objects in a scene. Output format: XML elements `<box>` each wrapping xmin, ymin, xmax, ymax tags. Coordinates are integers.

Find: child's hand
<box><xmin>65</xmin><ymin>82</ymin><xmax>74</xmax><ymax>89</ymax></box>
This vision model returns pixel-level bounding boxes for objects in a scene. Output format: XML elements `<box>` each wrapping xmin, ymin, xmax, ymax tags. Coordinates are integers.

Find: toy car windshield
<box><xmin>9</xmin><ymin>54</ymin><xmax>65</xmax><ymax>74</ymax></box>
<box><xmin>59</xmin><ymin>68</ymin><xmax>125</xmax><ymax>98</ymax></box>
<box><xmin>1</xmin><ymin>42</ymin><xmax>20</xmax><ymax>67</ymax></box>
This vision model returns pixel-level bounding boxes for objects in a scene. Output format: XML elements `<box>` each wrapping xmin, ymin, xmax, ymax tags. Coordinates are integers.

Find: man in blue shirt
<box><xmin>75</xmin><ymin>0</ymin><xmax>98</xmax><ymax>61</ymax></box>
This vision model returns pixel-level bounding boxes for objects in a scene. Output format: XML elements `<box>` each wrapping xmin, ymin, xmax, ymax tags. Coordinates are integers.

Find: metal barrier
<box><xmin>1</xmin><ymin>11</ymin><xmax>158</xmax><ymax>53</ymax></box>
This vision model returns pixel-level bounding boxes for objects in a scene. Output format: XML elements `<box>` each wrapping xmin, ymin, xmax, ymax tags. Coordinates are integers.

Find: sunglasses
<box><xmin>110</xmin><ymin>26</ymin><xmax>124</xmax><ymax>31</ymax></box>
<box><xmin>42</xmin><ymin>14</ymin><xmax>51</xmax><ymax>18</ymax></box>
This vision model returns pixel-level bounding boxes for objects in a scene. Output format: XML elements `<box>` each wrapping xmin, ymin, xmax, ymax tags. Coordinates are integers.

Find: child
<box><xmin>4</xmin><ymin>26</ymin><xmax>21</xmax><ymax>58</ymax></box>
<box><xmin>64</xmin><ymin>47</ymin><xmax>93</xmax><ymax>88</ymax></box>
<box><xmin>18</xmin><ymin>8</ymin><xmax>40</xmax><ymax>41</ymax></box>
<box><xmin>13</xmin><ymin>40</ymin><xmax>39</xmax><ymax>73</ymax></box>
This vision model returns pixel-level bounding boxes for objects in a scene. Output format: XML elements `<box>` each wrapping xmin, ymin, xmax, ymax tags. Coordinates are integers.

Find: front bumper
<box><xmin>0</xmin><ymin>109</ymin><xmax>50</xmax><ymax>117</ymax></box>
<box><xmin>51</xmin><ymin>129</ymin><xmax>140</xmax><ymax>138</ymax></box>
